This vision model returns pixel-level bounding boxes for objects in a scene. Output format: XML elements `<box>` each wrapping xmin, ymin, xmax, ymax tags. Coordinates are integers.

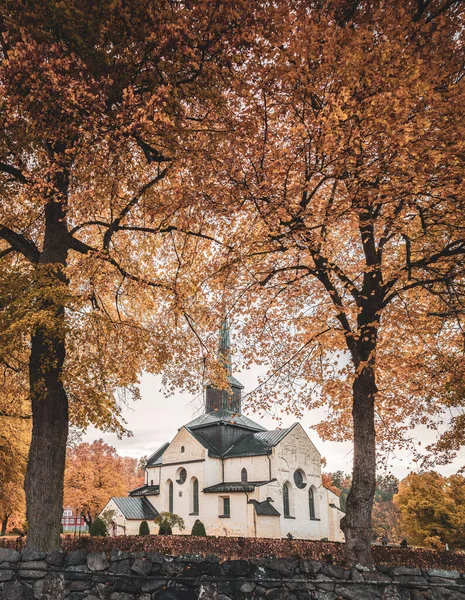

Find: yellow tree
<box><xmin>0</xmin><ymin>0</ymin><xmax>261</xmax><ymax>550</ymax></box>
<box><xmin>394</xmin><ymin>472</ymin><xmax>465</xmax><ymax>549</ymax></box>
<box><xmin>63</xmin><ymin>440</ymin><xmax>143</xmax><ymax>528</ymax></box>
<box><xmin>204</xmin><ymin>0</ymin><xmax>465</xmax><ymax>565</ymax></box>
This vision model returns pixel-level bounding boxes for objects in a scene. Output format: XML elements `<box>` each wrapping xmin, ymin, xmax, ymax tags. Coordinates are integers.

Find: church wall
<box><xmin>145</xmin><ymin>465</ymin><xmax>160</xmax><ymax>486</ymax></box>
<box><xmin>223</xmin><ymin>454</ymin><xmax>271</xmax><ymax>483</ymax></box>
<box><xmin>162</xmin><ymin>427</ymin><xmax>206</xmax><ymax>463</ymax></box>
<box><xmin>255</xmin><ymin>514</ymin><xmax>282</xmax><ymax>538</ymax></box>
<box><xmin>270</xmin><ymin>423</ymin><xmax>342</xmax><ymax>542</ymax></box>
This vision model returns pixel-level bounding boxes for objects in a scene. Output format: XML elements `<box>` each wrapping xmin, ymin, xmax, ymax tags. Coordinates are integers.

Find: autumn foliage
<box><xmin>63</xmin><ymin>440</ymin><xmax>143</xmax><ymax>527</ymax></box>
<box><xmin>1</xmin><ymin>0</ymin><xmax>465</xmax><ymax>565</ymax></box>
<box><xmin>394</xmin><ymin>471</ymin><xmax>465</xmax><ymax>550</ymax></box>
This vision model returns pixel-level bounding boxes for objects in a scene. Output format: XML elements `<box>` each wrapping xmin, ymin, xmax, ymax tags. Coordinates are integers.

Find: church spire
<box><xmin>205</xmin><ymin>317</ymin><xmax>244</xmax><ymax>414</ymax></box>
<box><xmin>218</xmin><ymin>316</ymin><xmax>232</xmax><ymax>377</ymax></box>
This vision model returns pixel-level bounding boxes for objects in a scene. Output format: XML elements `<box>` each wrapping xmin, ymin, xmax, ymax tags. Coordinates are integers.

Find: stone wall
<box><xmin>1</xmin><ymin>547</ymin><xmax>464</xmax><ymax>600</ymax></box>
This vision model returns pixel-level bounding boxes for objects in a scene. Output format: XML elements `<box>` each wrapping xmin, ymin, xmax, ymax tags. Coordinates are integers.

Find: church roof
<box><xmin>146</xmin><ymin>442</ymin><xmax>170</xmax><ymax>467</ymax></box>
<box><xmin>248</xmin><ymin>499</ymin><xmax>281</xmax><ymax>516</ymax></box>
<box><xmin>203</xmin><ymin>481</ymin><xmax>271</xmax><ymax>493</ymax></box>
<box><xmin>184</xmin><ymin>428</ymin><xmax>222</xmax><ymax>458</ymax></box>
<box><xmin>129</xmin><ymin>484</ymin><xmax>160</xmax><ymax>497</ymax></box>
<box><xmin>184</xmin><ymin>409</ymin><xmax>266</xmax><ymax>432</ymax></box>
<box><xmin>223</xmin><ymin>424</ymin><xmax>298</xmax><ymax>458</ymax></box>
<box><xmin>112</xmin><ymin>497</ymin><xmax>159</xmax><ymax>520</ymax></box>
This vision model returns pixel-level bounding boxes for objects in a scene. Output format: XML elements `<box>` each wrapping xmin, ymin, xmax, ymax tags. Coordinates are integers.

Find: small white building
<box><xmin>101</xmin><ymin>324</ymin><xmax>344</xmax><ymax>541</ymax></box>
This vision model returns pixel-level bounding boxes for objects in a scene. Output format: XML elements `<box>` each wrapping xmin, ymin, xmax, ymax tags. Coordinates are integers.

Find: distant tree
<box><xmin>394</xmin><ymin>472</ymin><xmax>465</xmax><ymax>549</ymax></box>
<box><xmin>90</xmin><ymin>517</ymin><xmax>107</xmax><ymax>537</ymax></box>
<box><xmin>371</xmin><ymin>501</ymin><xmax>402</xmax><ymax>544</ymax></box>
<box><xmin>63</xmin><ymin>440</ymin><xmax>143</xmax><ymax>530</ymax></box>
<box><xmin>375</xmin><ymin>475</ymin><xmax>399</xmax><ymax>503</ymax></box>
<box><xmin>191</xmin><ymin>519</ymin><xmax>207</xmax><ymax>537</ymax></box>
<box><xmin>139</xmin><ymin>521</ymin><xmax>150</xmax><ymax>536</ymax></box>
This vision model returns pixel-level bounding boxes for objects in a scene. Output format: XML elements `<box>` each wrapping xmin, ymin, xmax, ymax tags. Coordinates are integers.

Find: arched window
<box><xmin>191</xmin><ymin>477</ymin><xmax>199</xmax><ymax>515</ymax></box>
<box><xmin>309</xmin><ymin>487</ymin><xmax>315</xmax><ymax>519</ymax></box>
<box><xmin>167</xmin><ymin>480</ymin><xmax>173</xmax><ymax>513</ymax></box>
<box><xmin>283</xmin><ymin>483</ymin><xmax>290</xmax><ymax>517</ymax></box>
<box><xmin>241</xmin><ymin>468</ymin><xmax>248</xmax><ymax>483</ymax></box>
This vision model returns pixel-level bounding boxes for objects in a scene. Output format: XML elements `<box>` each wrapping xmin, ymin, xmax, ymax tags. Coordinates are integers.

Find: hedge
<box><xmin>1</xmin><ymin>535</ymin><xmax>464</xmax><ymax>570</ymax></box>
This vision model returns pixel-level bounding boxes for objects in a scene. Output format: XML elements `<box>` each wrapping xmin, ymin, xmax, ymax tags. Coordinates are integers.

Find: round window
<box><xmin>177</xmin><ymin>468</ymin><xmax>187</xmax><ymax>484</ymax></box>
<box><xmin>294</xmin><ymin>469</ymin><xmax>306</xmax><ymax>489</ymax></box>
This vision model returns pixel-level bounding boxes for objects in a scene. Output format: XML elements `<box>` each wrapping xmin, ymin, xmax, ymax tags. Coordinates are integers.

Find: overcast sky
<box><xmin>82</xmin><ymin>364</ymin><xmax>465</xmax><ymax>480</ymax></box>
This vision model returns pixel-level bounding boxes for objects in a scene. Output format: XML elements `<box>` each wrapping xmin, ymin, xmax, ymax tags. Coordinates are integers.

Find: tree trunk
<box><xmin>24</xmin><ymin>199</ymin><xmax>70</xmax><ymax>551</ymax></box>
<box><xmin>0</xmin><ymin>514</ymin><xmax>9</xmax><ymax>536</ymax></box>
<box><xmin>341</xmin><ymin>365</ymin><xmax>377</xmax><ymax>567</ymax></box>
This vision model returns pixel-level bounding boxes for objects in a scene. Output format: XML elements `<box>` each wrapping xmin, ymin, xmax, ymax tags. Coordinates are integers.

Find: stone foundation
<box><xmin>0</xmin><ymin>547</ymin><xmax>464</xmax><ymax>599</ymax></box>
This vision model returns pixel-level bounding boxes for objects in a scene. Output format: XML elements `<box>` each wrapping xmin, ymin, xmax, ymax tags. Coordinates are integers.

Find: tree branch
<box><xmin>103</xmin><ymin>169</ymin><xmax>168</xmax><ymax>250</ymax></box>
<box><xmin>0</xmin><ymin>162</ymin><xmax>27</xmax><ymax>183</ymax></box>
<box><xmin>0</xmin><ymin>226</ymin><xmax>40</xmax><ymax>263</ymax></box>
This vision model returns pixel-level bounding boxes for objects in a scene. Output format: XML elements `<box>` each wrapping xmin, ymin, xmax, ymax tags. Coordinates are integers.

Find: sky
<box><xmin>83</xmin><ymin>365</ymin><xmax>465</xmax><ymax>481</ymax></box>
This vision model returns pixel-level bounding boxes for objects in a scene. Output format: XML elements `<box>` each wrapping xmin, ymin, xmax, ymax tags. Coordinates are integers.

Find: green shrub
<box><xmin>191</xmin><ymin>519</ymin><xmax>207</xmax><ymax>536</ymax></box>
<box><xmin>155</xmin><ymin>512</ymin><xmax>184</xmax><ymax>536</ymax></box>
<box><xmin>158</xmin><ymin>520</ymin><xmax>172</xmax><ymax>535</ymax></box>
<box><xmin>139</xmin><ymin>520</ymin><xmax>150</xmax><ymax>536</ymax></box>
<box><xmin>90</xmin><ymin>517</ymin><xmax>108</xmax><ymax>537</ymax></box>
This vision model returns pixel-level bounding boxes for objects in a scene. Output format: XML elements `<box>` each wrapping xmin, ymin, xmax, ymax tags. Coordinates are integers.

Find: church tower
<box><xmin>205</xmin><ymin>318</ymin><xmax>244</xmax><ymax>413</ymax></box>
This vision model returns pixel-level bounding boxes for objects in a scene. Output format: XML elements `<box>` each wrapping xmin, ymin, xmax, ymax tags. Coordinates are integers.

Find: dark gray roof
<box><xmin>184</xmin><ymin>409</ymin><xmax>266</xmax><ymax>432</ymax></box>
<box><xmin>129</xmin><ymin>484</ymin><xmax>160</xmax><ymax>497</ymax></box>
<box><xmin>203</xmin><ymin>481</ymin><xmax>270</xmax><ymax>493</ymax></box>
<box><xmin>146</xmin><ymin>442</ymin><xmax>169</xmax><ymax>467</ymax></box>
<box><xmin>112</xmin><ymin>497</ymin><xmax>158</xmax><ymax>520</ymax></box>
<box><xmin>249</xmin><ymin>499</ymin><xmax>281</xmax><ymax>517</ymax></box>
<box><xmin>224</xmin><ymin>424</ymin><xmax>297</xmax><ymax>458</ymax></box>
<box><xmin>185</xmin><ymin>428</ymin><xmax>222</xmax><ymax>458</ymax></box>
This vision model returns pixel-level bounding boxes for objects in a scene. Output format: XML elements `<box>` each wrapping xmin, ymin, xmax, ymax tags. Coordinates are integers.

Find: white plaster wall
<box><xmin>163</xmin><ymin>427</ymin><xmax>206</xmax><ymax>463</ymax></box>
<box><xmin>146</xmin><ymin>466</ymin><xmax>161</xmax><ymax>487</ymax></box>
<box><xmin>270</xmin><ymin>423</ymin><xmax>342</xmax><ymax>541</ymax></box>
<box><xmin>223</xmin><ymin>454</ymin><xmax>271</xmax><ymax>483</ymax></box>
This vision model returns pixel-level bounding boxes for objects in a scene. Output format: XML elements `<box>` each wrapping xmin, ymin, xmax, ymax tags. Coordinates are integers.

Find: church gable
<box><xmin>162</xmin><ymin>426</ymin><xmax>206</xmax><ymax>463</ymax></box>
<box><xmin>273</xmin><ymin>422</ymin><xmax>322</xmax><ymax>481</ymax></box>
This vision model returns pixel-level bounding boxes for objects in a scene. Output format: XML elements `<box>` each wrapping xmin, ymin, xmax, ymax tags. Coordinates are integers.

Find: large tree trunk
<box><xmin>25</xmin><ymin>199</ymin><xmax>69</xmax><ymax>551</ymax></box>
<box><xmin>1</xmin><ymin>514</ymin><xmax>9</xmax><ymax>536</ymax></box>
<box><xmin>341</xmin><ymin>365</ymin><xmax>377</xmax><ymax>567</ymax></box>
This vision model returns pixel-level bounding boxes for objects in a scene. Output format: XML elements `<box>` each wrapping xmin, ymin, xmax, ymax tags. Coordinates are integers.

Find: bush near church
<box><xmin>90</xmin><ymin>517</ymin><xmax>107</xmax><ymax>537</ymax></box>
<box><xmin>191</xmin><ymin>519</ymin><xmax>207</xmax><ymax>536</ymax></box>
<box><xmin>155</xmin><ymin>512</ymin><xmax>185</xmax><ymax>536</ymax></box>
<box><xmin>139</xmin><ymin>520</ymin><xmax>150</xmax><ymax>536</ymax></box>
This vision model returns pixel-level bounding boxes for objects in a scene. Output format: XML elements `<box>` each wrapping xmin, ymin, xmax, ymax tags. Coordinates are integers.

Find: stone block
<box><xmin>109</xmin><ymin>592</ymin><xmax>134</xmax><ymax>600</ymax></box>
<box><xmin>141</xmin><ymin>578</ymin><xmax>168</xmax><ymax>593</ymax></box>
<box><xmin>427</xmin><ymin>569</ymin><xmax>460</xmax><ymax>580</ymax></box>
<box><xmin>0</xmin><ymin>564</ymin><xmax>14</xmax><ymax>582</ymax></box>
<box><xmin>110</xmin><ymin>550</ymin><xmax>131</xmax><ymax>563</ymax></box>
<box><xmin>131</xmin><ymin>558</ymin><xmax>152</xmax><ymax>577</ymax></box>
<box><xmin>46</xmin><ymin>549</ymin><xmax>65</xmax><ymax>567</ymax></box>
<box><xmin>109</xmin><ymin>559</ymin><xmax>131</xmax><ymax>575</ymax></box>
<box><xmin>0</xmin><ymin>548</ymin><xmax>21</xmax><ymax>563</ymax></box>
<box><xmin>147</xmin><ymin>552</ymin><xmax>165</xmax><ymax>564</ymax></box>
<box><xmin>300</xmin><ymin>560</ymin><xmax>322</xmax><ymax>575</ymax></box>
<box><xmin>335</xmin><ymin>584</ymin><xmax>382</xmax><ymax>600</ymax></box>
<box><xmin>41</xmin><ymin>573</ymin><xmax>65</xmax><ymax>600</ymax></box>
<box><xmin>315</xmin><ymin>573</ymin><xmax>335</xmax><ymax>592</ymax></box>
<box><xmin>266</xmin><ymin>558</ymin><xmax>297</xmax><ymax>577</ymax></box>
<box><xmin>2</xmin><ymin>580</ymin><xmax>34</xmax><ymax>600</ymax></box>
<box><xmin>321</xmin><ymin>564</ymin><xmax>349</xmax><ymax>579</ymax></box>
<box><xmin>21</xmin><ymin>549</ymin><xmax>46</xmax><ymax>562</ymax></box>
<box><xmin>18</xmin><ymin>560</ymin><xmax>48</xmax><ymax>579</ymax></box>
<box><xmin>265</xmin><ymin>589</ymin><xmax>295</xmax><ymax>599</ymax></box>
<box><xmin>67</xmin><ymin>549</ymin><xmax>88</xmax><ymax>566</ymax></box>
<box><xmin>391</xmin><ymin>567</ymin><xmax>422</xmax><ymax>577</ymax></box>
<box><xmin>394</xmin><ymin>575</ymin><xmax>428</xmax><ymax>587</ymax></box>
<box><xmin>87</xmin><ymin>553</ymin><xmax>109</xmax><ymax>572</ymax></box>
<box><xmin>223</xmin><ymin>560</ymin><xmax>251</xmax><ymax>577</ymax></box>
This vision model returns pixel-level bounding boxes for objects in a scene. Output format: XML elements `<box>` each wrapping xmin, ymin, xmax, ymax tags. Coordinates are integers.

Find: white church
<box><xmin>100</xmin><ymin>324</ymin><xmax>344</xmax><ymax>541</ymax></box>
